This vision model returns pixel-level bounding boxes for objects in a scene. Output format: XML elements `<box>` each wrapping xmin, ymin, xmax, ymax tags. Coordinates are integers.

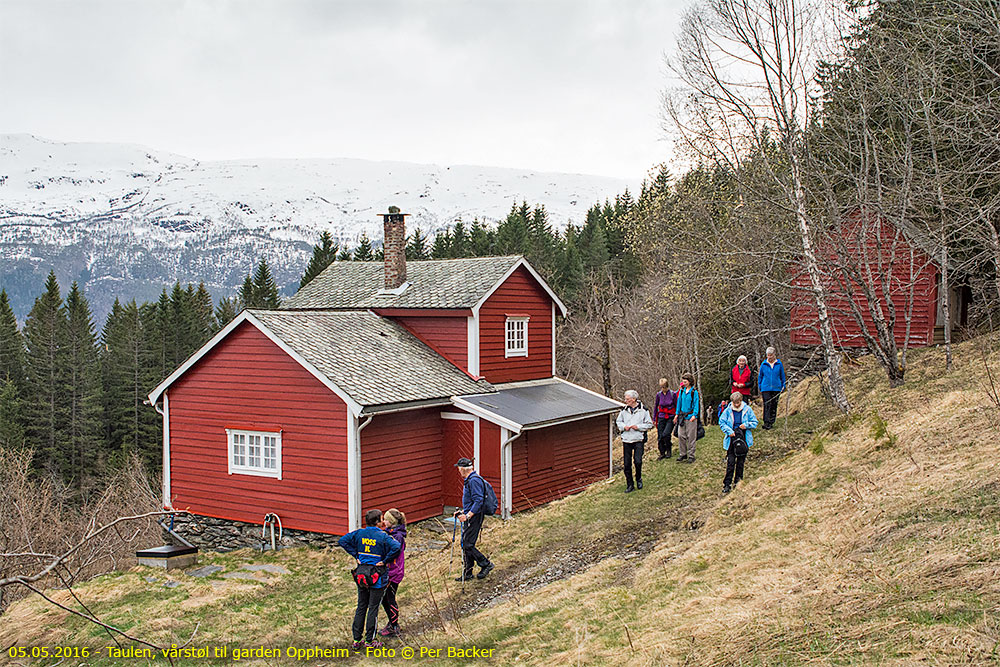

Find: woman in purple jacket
<box><xmin>379</xmin><ymin>508</ymin><xmax>407</xmax><ymax>637</ymax></box>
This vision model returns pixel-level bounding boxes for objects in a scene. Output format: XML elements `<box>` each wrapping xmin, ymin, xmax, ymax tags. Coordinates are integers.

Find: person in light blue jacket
<box><xmin>719</xmin><ymin>391</ymin><xmax>759</xmax><ymax>493</ymax></box>
<box><xmin>758</xmin><ymin>346</ymin><xmax>787</xmax><ymax>430</ymax></box>
<box><xmin>673</xmin><ymin>372</ymin><xmax>700</xmax><ymax>463</ymax></box>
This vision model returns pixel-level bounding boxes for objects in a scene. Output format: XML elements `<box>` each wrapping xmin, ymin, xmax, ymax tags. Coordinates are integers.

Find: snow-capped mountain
<box><xmin>0</xmin><ymin>134</ymin><xmax>632</xmax><ymax>322</ymax></box>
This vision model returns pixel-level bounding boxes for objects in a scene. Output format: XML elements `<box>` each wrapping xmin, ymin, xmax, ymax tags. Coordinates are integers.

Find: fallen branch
<box><xmin>0</xmin><ymin>510</ymin><xmax>186</xmax><ymax>588</ymax></box>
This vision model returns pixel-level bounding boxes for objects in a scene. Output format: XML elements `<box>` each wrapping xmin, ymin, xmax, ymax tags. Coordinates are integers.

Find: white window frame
<box><xmin>226</xmin><ymin>428</ymin><xmax>282</xmax><ymax>479</ymax></box>
<box><xmin>505</xmin><ymin>316</ymin><xmax>529</xmax><ymax>358</ymax></box>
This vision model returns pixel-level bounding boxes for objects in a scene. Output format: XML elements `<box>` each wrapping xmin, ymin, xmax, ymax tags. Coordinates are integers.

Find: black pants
<box><xmin>352</xmin><ymin>584</ymin><xmax>386</xmax><ymax>642</ymax></box>
<box><xmin>762</xmin><ymin>390</ymin><xmax>780</xmax><ymax>427</ymax></box>
<box><xmin>724</xmin><ymin>449</ymin><xmax>746</xmax><ymax>488</ymax></box>
<box><xmin>380</xmin><ymin>581</ymin><xmax>399</xmax><ymax>628</ymax></box>
<box><xmin>461</xmin><ymin>513</ymin><xmax>490</xmax><ymax>577</ymax></box>
<box><xmin>656</xmin><ymin>418</ymin><xmax>673</xmax><ymax>458</ymax></box>
<box><xmin>623</xmin><ymin>441</ymin><xmax>644</xmax><ymax>488</ymax></box>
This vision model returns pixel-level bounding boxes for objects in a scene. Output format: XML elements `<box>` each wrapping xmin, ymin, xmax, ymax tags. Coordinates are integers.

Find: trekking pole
<box><xmin>460</xmin><ymin>520</ymin><xmax>467</xmax><ymax>590</ymax></box>
<box><xmin>448</xmin><ymin>515</ymin><xmax>458</xmax><ymax>577</ymax></box>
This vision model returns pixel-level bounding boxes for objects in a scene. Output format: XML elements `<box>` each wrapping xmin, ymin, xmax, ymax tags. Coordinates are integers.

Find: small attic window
<box><xmin>505</xmin><ymin>316</ymin><xmax>529</xmax><ymax>358</ymax></box>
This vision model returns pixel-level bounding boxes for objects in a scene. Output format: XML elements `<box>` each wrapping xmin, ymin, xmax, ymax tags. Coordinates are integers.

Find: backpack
<box><xmin>352</xmin><ymin>563</ymin><xmax>387</xmax><ymax>588</ymax></box>
<box><xmin>482</xmin><ymin>479</ymin><xmax>499</xmax><ymax>516</ymax></box>
<box><xmin>730</xmin><ymin>427</ymin><xmax>749</xmax><ymax>456</ymax></box>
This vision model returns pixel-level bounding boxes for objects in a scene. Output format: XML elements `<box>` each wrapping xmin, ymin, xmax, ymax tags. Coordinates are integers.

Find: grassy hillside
<box><xmin>3</xmin><ymin>336</ymin><xmax>999</xmax><ymax>665</ymax></box>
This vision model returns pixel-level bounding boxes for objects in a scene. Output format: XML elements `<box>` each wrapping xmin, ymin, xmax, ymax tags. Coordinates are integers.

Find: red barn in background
<box><xmin>148</xmin><ymin>210</ymin><xmax>622</xmax><ymax>536</ymax></box>
<box><xmin>790</xmin><ymin>212</ymin><xmax>968</xmax><ymax>354</ymax></box>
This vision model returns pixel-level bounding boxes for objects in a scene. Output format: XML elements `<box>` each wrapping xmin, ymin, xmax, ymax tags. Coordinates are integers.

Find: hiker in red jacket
<box><xmin>731</xmin><ymin>355</ymin><xmax>753</xmax><ymax>399</ymax></box>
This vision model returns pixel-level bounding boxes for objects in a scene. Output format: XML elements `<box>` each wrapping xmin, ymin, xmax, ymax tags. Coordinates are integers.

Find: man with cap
<box><xmin>454</xmin><ymin>457</ymin><xmax>494</xmax><ymax>581</ymax></box>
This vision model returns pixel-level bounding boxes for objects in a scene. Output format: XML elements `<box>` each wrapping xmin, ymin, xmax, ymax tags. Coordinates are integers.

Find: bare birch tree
<box><xmin>664</xmin><ymin>0</ymin><xmax>850</xmax><ymax>412</ymax></box>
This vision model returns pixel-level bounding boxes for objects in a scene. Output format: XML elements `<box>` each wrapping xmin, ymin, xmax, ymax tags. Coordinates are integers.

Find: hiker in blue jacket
<box><xmin>454</xmin><ymin>457</ymin><xmax>494</xmax><ymax>581</ymax></box>
<box><xmin>719</xmin><ymin>391</ymin><xmax>759</xmax><ymax>493</ymax></box>
<box><xmin>338</xmin><ymin>509</ymin><xmax>401</xmax><ymax>649</ymax></box>
<box><xmin>674</xmin><ymin>372</ymin><xmax>700</xmax><ymax>463</ymax></box>
<box><xmin>758</xmin><ymin>346</ymin><xmax>787</xmax><ymax>430</ymax></box>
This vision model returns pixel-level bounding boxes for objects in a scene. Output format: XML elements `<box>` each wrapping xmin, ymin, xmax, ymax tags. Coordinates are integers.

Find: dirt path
<box><xmin>403</xmin><ymin>503</ymin><xmax>710</xmax><ymax>638</ymax></box>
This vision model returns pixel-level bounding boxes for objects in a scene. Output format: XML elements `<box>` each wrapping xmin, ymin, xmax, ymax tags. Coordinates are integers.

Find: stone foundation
<box><xmin>164</xmin><ymin>514</ymin><xmax>341</xmax><ymax>552</ymax></box>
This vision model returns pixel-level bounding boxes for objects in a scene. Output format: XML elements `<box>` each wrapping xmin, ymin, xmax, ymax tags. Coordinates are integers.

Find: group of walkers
<box><xmin>616</xmin><ymin>347</ymin><xmax>787</xmax><ymax>495</ymax></box>
<box><xmin>337</xmin><ymin>351</ymin><xmax>788</xmax><ymax>648</ymax></box>
<box><xmin>337</xmin><ymin>458</ymin><xmax>496</xmax><ymax>648</ymax></box>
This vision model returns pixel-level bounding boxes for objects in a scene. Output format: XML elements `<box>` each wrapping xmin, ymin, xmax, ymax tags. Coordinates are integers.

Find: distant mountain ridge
<box><xmin>0</xmin><ymin>134</ymin><xmax>631</xmax><ymax>322</ymax></box>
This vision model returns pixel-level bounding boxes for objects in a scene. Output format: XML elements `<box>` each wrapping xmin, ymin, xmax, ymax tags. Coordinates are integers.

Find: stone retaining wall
<box><xmin>164</xmin><ymin>514</ymin><xmax>341</xmax><ymax>552</ymax></box>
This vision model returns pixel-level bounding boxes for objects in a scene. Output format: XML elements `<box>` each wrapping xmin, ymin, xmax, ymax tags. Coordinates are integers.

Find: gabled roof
<box><xmin>452</xmin><ymin>378</ymin><xmax>623</xmax><ymax>433</ymax></box>
<box><xmin>148</xmin><ymin>309</ymin><xmax>493</xmax><ymax>413</ymax></box>
<box><xmin>283</xmin><ymin>255</ymin><xmax>568</xmax><ymax>316</ymax></box>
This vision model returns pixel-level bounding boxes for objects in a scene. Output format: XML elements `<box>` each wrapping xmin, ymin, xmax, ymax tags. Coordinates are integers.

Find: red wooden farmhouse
<box><xmin>789</xmin><ymin>211</ymin><xmax>968</xmax><ymax>352</ymax></box>
<box><xmin>148</xmin><ymin>210</ymin><xmax>621</xmax><ymax>534</ymax></box>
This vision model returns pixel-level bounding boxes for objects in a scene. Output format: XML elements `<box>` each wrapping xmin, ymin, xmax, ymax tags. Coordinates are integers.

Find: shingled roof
<box><xmin>148</xmin><ymin>309</ymin><xmax>494</xmax><ymax>413</ymax></box>
<box><xmin>284</xmin><ymin>255</ymin><xmax>525</xmax><ymax>310</ymax></box>
<box><xmin>249</xmin><ymin>310</ymin><xmax>493</xmax><ymax>411</ymax></box>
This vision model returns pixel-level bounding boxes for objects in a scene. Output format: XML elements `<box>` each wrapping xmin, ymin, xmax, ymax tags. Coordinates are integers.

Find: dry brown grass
<box><xmin>2</xmin><ymin>338</ymin><xmax>998</xmax><ymax>665</ymax></box>
<box><xmin>0</xmin><ymin>449</ymin><xmax>162</xmax><ymax>614</ymax></box>
<box><xmin>439</xmin><ymin>338</ymin><xmax>1000</xmax><ymax>665</ymax></box>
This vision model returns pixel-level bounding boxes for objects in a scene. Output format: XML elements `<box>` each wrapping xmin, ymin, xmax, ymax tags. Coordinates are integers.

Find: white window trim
<box><xmin>226</xmin><ymin>428</ymin><xmax>282</xmax><ymax>479</ymax></box>
<box><xmin>505</xmin><ymin>316</ymin><xmax>529</xmax><ymax>358</ymax></box>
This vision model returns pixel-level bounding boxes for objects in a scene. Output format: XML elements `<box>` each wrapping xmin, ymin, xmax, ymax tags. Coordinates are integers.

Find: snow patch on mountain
<box><xmin>0</xmin><ymin>134</ymin><xmax>632</xmax><ymax>321</ymax></box>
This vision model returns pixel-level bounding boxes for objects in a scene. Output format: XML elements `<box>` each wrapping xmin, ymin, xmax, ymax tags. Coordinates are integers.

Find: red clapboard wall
<box><xmin>361</xmin><ymin>408</ymin><xmax>444</xmax><ymax>523</ymax></box>
<box><xmin>441</xmin><ymin>418</ymin><xmax>475</xmax><ymax>507</ymax></box>
<box><xmin>510</xmin><ymin>416</ymin><xmax>608</xmax><ymax>513</ymax></box>
<box><xmin>479</xmin><ymin>266</ymin><xmax>553</xmax><ymax>383</ymax></box>
<box><xmin>478</xmin><ymin>420</ymin><xmax>502</xmax><ymax>496</ymax></box>
<box><xmin>790</xmin><ymin>214</ymin><xmax>939</xmax><ymax>349</ymax></box>
<box><xmin>168</xmin><ymin>322</ymin><xmax>349</xmax><ymax>533</ymax></box>
<box><xmin>387</xmin><ymin>313</ymin><xmax>470</xmax><ymax>372</ymax></box>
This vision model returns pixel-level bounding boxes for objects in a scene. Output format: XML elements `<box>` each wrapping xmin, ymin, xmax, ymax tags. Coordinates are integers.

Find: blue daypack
<box><xmin>482</xmin><ymin>479</ymin><xmax>499</xmax><ymax>515</ymax></box>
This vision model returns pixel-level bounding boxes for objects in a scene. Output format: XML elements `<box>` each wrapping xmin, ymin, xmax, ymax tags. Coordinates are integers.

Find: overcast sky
<box><xmin>0</xmin><ymin>1</ymin><xmax>689</xmax><ymax>180</ymax></box>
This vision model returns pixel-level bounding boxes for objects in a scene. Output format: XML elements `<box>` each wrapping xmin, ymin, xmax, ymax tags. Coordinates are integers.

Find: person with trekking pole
<box><xmin>453</xmin><ymin>457</ymin><xmax>495</xmax><ymax>582</ymax></box>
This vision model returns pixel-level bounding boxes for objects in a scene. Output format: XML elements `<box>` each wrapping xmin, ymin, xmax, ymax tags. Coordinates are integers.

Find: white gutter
<box><xmin>347</xmin><ymin>413</ymin><xmax>374</xmax><ymax>531</ymax></box>
<box><xmin>499</xmin><ymin>428</ymin><xmax>522</xmax><ymax>520</ymax></box>
<box><xmin>152</xmin><ymin>393</ymin><xmax>172</xmax><ymax>509</ymax></box>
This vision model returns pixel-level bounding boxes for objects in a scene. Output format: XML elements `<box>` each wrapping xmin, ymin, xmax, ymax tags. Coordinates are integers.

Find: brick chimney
<box><xmin>382</xmin><ymin>206</ymin><xmax>408</xmax><ymax>290</ymax></box>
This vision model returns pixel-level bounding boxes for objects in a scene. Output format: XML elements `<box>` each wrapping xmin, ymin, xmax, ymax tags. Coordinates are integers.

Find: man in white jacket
<box><xmin>616</xmin><ymin>390</ymin><xmax>654</xmax><ymax>493</ymax></box>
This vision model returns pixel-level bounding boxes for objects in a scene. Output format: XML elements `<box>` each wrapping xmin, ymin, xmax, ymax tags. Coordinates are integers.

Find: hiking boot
<box><xmin>455</xmin><ymin>573</ymin><xmax>473</xmax><ymax>581</ymax></box>
<box><xmin>723</xmin><ymin>486</ymin><xmax>731</xmax><ymax>494</ymax></box>
<box><xmin>477</xmin><ymin>562</ymin><xmax>495</xmax><ymax>579</ymax></box>
<box><xmin>379</xmin><ymin>624</ymin><xmax>398</xmax><ymax>637</ymax></box>
<box><xmin>351</xmin><ymin>640</ymin><xmax>364</xmax><ymax>650</ymax></box>
<box><xmin>625</xmin><ymin>485</ymin><xmax>635</xmax><ymax>493</ymax></box>
<box><xmin>636</xmin><ymin>480</ymin><xmax>643</xmax><ymax>490</ymax></box>
<box><xmin>366</xmin><ymin>640</ymin><xmax>384</xmax><ymax>649</ymax></box>
<box><xmin>685</xmin><ymin>457</ymin><xmax>696</xmax><ymax>464</ymax></box>
<box><xmin>675</xmin><ymin>456</ymin><xmax>687</xmax><ymax>463</ymax></box>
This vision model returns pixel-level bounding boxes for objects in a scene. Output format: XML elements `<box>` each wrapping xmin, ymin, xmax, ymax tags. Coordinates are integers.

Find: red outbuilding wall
<box><xmin>510</xmin><ymin>416</ymin><xmax>609</xmax><ymax>513</ymax></box>
<box><xmin>168</xmin><ymin>322</ymin><xmax>350</xmax><ymax>534</ymax></box>
<box><xmin>790</xmin><ymin>214</ymin><xmax>939</xmax><ymax>349</ymax></box>
<box><xmin>479</xmin><ymin>266</ymin><xmax>553</xmax><ymax>383</ymax></box>
<box><xmin>361</xmin><ymin>408</ymin><xmax>444</xmax><ymax>523</ymax></box>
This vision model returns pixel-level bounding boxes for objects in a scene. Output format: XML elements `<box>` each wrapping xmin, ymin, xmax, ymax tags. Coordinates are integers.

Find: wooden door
<box><xmin>441</xmin><ymin>419</ymin><xmax>475</xmax><ymax>507</ymax></box>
